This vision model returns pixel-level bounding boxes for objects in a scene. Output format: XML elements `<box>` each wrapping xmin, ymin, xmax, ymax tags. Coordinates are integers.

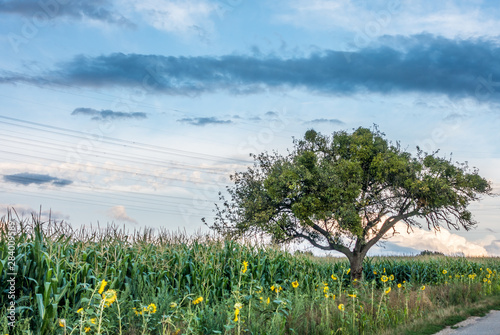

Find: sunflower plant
<box><xmin>134</xmin><ymin>302</ymin><xmax>158</xmax><ymax>335</ymax></box>
<box><xmin>68</xmin><ymin>279</ymin><xmax>121</xmax><ymax>335</ymax></box>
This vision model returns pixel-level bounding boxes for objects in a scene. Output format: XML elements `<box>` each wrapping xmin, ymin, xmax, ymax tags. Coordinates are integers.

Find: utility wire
<box><xmin>1</xmin><ymin>186</ymin><xmax>213</xmax><ymax>218</ymax></box>
<box><xmin>0</xmin><ymin>148</ymin><xmax>231</xmax><ymax>188</ymax></box>
<box><xmin>0</xmin><ymin>173</ymin><xmax>221</xmax><ymax>208</ymax></box>
<box><xmin>0</xmin><ymin>132</ymin><xmax>236</xmax><ymax>176</ymax></box>
<box><xmin>0</xmin><ymin>116</ymin><xmax>253</xmax><ymax>164</ymax></box>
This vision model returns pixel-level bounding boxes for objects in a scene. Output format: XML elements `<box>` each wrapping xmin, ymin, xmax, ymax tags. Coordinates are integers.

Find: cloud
<box><xmin>382</xmin><ymin>222</ymin><xmax>488</xmax><ymax>257</ymax></box>
<box><xmin>306</xmin><ymin>226</ymin><xmax>493</xmax><ymax>257</ymax></box>
<box><xmin>368</xmin><ymin>241</ymin><xmax>421</xmax><ymax>256</ymax></box>
<box><xmin>278</xmin><ymin>0</ymin><xmax>500</xmax><ymax>39</ymax></box>
<box><xmin>0</xmin><ymin>203</ymin><xmax>70</xmax><ymax>221</ymax></box>
<box><xmin>305</xmin><ymin>118</ymin><xmax>344</xmax><ymax>125</ymax></box>
<box><xmin>72</xmin><ymin>107</ymin><xmax>147</xmax><ymax>121</ymax></box>
<box><xmin>177</xmin><ymin>117</ymin><xmax>232</xmax><ymax>126</ymax></box>
<box><xmin>3</xmin><ymin>173</ymin><xmax>72</xmax><ymax>187</ymax></box>
<box><xmin>107</xmin><ymin>205</ymin><xmax>137</xmax><ymax>224</ymax></box>
<box><xmin>442</xmin><ymin>113</ymin><xmax>466</xmax><ymax>122</ymax></box>
<box><xmin>2</xmin><ymin>34</ymin><xmax>500</xmax><ymax>101</ymax></box>
<box><xmin>264</xmin><ymin>111</ymin><xmax>283</xmax><ymax>120</ymax></box>
<box><xmin>130</xmin><ymin>0</ymin><xmax>215</xmax><ymax>34</ymax></box>
<box><xmin>483</xmin><ymin>240</ymin><xmax>500</xmax><ymax>256</ymax></box>
<box><xmin>0</xmin><ymin>0</ymin><xmax>135</xmax><ymax>27</ymax></box>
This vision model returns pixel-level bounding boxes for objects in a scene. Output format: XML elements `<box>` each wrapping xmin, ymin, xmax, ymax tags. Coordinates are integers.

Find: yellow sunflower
<box><xmin>147</xmin><ymin>303</ymin><xmax>157</xmax><ymax>314</ymax></box>
<box><xmin>192</xmin><ymin>297</ymin><xmax>203</xmax><ymax>305</ymax></box>
<box><xmin>98</xmin><ymin>279</ymin><xmax>108</xmax><ymax>294</ymax></box>
<box><xmin>102</xmin><ymin>289</ymin><xmax>117</xmax><ymax>307</ymax></box>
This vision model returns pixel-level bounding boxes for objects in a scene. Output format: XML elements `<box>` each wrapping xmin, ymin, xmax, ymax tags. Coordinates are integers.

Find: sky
<box><xmin>0</xmin><ymin>0</ymin><xmax>499</xmax><ymax>256</ymax></box>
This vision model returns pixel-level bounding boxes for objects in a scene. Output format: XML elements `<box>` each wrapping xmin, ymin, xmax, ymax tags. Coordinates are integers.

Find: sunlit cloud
<box><xmin>107</xmin><ymin>205</ymin><xmax>138</xmax><ymax>224</ymax></box>
<box><xmin>383</xmin><ymin>222</ymin><xmax>489</xmax><ymax>256</ymax></box>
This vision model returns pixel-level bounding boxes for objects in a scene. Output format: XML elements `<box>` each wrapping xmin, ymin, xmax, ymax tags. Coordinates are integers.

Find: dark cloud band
<box><xmin>72</xmin><ymin>108</ymin><xmax>147</xmax><ymax>121</ymax></box>
<box><xmin>305</xmin><ymin>118</ymin><xmax>345</xmax><ymax>125</ymax></box>
<box><xmin>3</xmin><ymin>173</ymin><xmax>72</xmax><ymax>186</ymax></box>
<box><xmin>1</xmin><ymin>34</ymin><xmax>499</xmax><ymax>100</ymax></box>
<box><xmin>177</xmin><ymin>117</ymin><xmax>232</xmax><ymax>126</ymax></box>
<box><xmin>0</xmin><ymin>0</ymin><xmax>134</xmax><ymax>27</ymax></box>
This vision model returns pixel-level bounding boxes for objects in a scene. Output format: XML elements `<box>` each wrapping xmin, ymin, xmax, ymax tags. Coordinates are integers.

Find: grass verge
<box><xmin>381</xmin><ymin>294</ymin><xmax>500</xmax><ymax>335</ymax></box>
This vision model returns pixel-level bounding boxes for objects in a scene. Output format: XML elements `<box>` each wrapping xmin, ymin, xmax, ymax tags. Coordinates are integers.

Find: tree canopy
<box><xmin>207</xmin><ymin>127</ymin><xmax>492</xmax><ymax>280</ymax></box>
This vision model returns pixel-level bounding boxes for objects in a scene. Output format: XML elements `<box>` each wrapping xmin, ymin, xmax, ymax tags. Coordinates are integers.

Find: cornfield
<box><xmin>2</xmin><ymin>211</ymin><xmax>500</xmax><ymax>335</ymax></box>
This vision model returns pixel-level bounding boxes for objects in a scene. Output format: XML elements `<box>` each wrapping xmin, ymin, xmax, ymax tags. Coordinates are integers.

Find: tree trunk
<box><xmin>349</xmin><ymin>252</ymin><xmax>364</xmax><ymax>283</ymax></box>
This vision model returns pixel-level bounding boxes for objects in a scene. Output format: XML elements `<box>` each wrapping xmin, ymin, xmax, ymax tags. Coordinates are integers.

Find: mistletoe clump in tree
<box><xmin>207</xmin><ymin>127</ymin><xmax>492</xmax><ymax>281</ymax></box>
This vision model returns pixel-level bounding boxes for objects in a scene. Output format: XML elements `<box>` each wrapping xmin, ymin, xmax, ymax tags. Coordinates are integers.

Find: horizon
<box><xmin>1</xmin><ymin>208</ymin><xmax>494</xmax><ymax>259</ymax></box>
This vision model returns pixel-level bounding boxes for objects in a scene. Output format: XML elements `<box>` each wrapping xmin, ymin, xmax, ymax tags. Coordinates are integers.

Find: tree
<box><xmin>206</xmin><ymin>127</ymin><xmax>492</xmax><ymax>281</ymax></box>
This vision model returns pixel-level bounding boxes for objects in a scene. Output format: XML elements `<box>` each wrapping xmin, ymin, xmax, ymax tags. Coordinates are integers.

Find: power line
<box><xmin>0</xmin><ymin>148</ymin><xmax>231</xmax><ymax>188</ymax></box>
<box><xmin>0</xmin><ymin>83</ymin><xmax>301</xmax><ymax>140</ymax></box>
<box><xmin>0</xmin><ymin>131</ymin><xmax>235</xmax><ymax>176</ymax></box>
<box><xmin>1</xmin><ymin>186</ymin><xmax>215</xmax><ymax>218</ymax></box>
<box><xmin>0</xmin><ymin>115</ymin><xmax>253</xmax><ymax>164</ymax></box>
<box><xmin>1</xmin><ymin>154</ymin><xmax>230</xmax><ymax>202</ymax></box>
<box><xmin>0</xmin><ymin>173</ymin><xmax>221</xmax><ymax>207</ymax></box>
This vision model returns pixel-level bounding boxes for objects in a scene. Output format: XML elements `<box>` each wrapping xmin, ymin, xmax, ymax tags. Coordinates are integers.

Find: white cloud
<box><xmin>107</xmin><ymin>205</ymin><xmax>138</xmax><ymax>224</ymax></box>
<box><xmin>0</xmin><ymin>203</ymin><xmax>70</xmax><ymax>222</ymax></box>
<box><xmin>296</xmin><ymin>219</ymin><xmax>494</xmax><ymax>257</ymax></box>
<box><xmin>383</xmin><ymin>222</ymin><xmax>489</xmax><ymax>256</ymax></box>
<box><xmin>275</xmin><ymin>0</ymin><xmax>372</xmax><ymax>31</ymax></box>
<box><xmin>277</xmin><ymin>0</ymin><xmax>500</xmax><ymax>39</ymax></box>
<box><xmin>128</xmin><ymin>0</ymin><xmax>216</xmax><ymax>35</ymax></box>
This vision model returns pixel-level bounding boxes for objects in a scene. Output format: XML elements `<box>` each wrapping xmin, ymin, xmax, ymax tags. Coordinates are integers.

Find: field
<box><xmin>2</xmin><ymin>213</ymin><xmax>500</xmax><ymax>335</ymax></box>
